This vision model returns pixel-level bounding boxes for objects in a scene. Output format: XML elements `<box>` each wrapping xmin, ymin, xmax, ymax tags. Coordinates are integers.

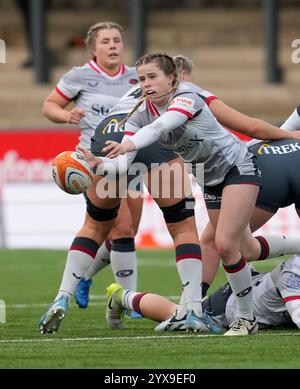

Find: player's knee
<box><xmin>215</xmin><ymin>236</ymin><xmax>234</xmax><ymax>260</ymax></box>
<box><xmin>85</xmin><ymin>194</ymin><xmax>120</xmax><ymax>222</ymax></box>
<box><xmin>110</xmin><ymin>221</ymin><xmax>134</xmax><ymax>239</ymax></box>
<box><xmin>160</xmin><ymin>197</ymin><xmax>195</xmax><ymax>224</ymax></box>
<box><xmin>200</xmin><ymin>228</ymin><xmax>215</xmax><ymax>247</ymax></box>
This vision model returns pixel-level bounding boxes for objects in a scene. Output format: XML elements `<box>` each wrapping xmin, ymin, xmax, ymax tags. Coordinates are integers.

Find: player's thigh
<box><xmin>145</xmin><ymin>156</ymin><xmax>192</xmax><ymax>208</ymax></box>
<box><xmin>87</xmin><ymin>174</ymin><xmax>120</xmax><ymax>209</ymax></box>
<box><xmin>216</xmin><ymin>184</ymin><xmax>259</xmax><ymax>242</ymax></box>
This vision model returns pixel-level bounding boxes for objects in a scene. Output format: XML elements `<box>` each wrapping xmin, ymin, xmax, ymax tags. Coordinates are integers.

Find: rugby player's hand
<box><xmin>67</xmin><ymin>107</ymin><xmax>85</xmax><ymax>125</ymax></box>
<box><xmin>103</xmin><ymin>140</ymin><xmax>136</xmax><ymax>158</ymax></box>
<box><xmin>77</xmin><ymin>146</ymin><xmax>102</xmax><ymax>169</ymax></box>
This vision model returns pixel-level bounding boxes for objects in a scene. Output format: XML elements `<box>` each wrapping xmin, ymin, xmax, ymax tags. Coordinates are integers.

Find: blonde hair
<box><xmin>173</xmin><ymin>55</ymin><xmax>194</xmax><ymax>75</ymax></box>
<box><xmin>85</xmin><ymin>22</ymin><xmax>124</xmax><ymax>52</ymax></box>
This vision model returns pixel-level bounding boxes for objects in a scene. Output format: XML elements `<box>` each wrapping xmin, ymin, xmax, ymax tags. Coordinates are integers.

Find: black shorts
<box><xmin>204</xmin><ymin>156</ymin><xmax>261</xmax><ymax>209</ymax></box>
<box><xmin>249</xmin><ymin>139</ymin><xmax>300</xmax><ymax>213</ymax></box>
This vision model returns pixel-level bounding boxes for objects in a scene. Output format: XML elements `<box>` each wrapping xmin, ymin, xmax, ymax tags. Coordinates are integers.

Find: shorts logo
<box><xmin>204</xmin><ymin>193</ymin><xmax>221</xmax><ymax>202</ymax></box>
<box><xmin>116</xmin><ymin>269</ymin><xmax>133</xmax><ymax>277</ymax></box>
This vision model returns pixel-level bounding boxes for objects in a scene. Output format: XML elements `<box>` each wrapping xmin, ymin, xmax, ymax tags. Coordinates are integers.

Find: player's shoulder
<box><xmin>61</xmin><ymin>62</ymin><xmax>90</xmax><ymax>81</ymax></box>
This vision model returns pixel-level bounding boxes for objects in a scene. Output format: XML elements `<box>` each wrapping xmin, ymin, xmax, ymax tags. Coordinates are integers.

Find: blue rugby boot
<box><xmin>75</xmin><ymin>278</ymin><xmax>92</xmax><ymax>308</ymax></box>
<box><xmin>185</xmin><ymin>310</ymin><xmax>224</xmax><ymax>334</ymax></box>
<box><xmin>39</xmin><ymin>295</ymin><xmax>69</xmax><ymax>334</ymax></box>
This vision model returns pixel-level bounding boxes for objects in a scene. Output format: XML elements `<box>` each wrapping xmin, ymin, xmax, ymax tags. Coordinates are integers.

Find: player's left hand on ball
<box><xmin>77</xmin><ymin>146</ymin><xmax>102</xmax><ymax>169</ymax></box>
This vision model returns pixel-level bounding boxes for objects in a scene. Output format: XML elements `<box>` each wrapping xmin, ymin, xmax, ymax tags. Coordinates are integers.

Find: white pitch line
<box><xmin>1</xmin><ymin>332</ymin><xmax>300</xmax><ymax>344</ymax></box>
<box><xmin>5</xmin><ymin>296</ymin><xmax>181</xmax><ymax>309</ymax></box>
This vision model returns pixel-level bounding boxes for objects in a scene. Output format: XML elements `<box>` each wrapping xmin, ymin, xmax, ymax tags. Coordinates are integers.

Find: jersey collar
<box><xmin>89</xmin><ymin>60</ymin><xmax>125</xmax><ymax>77</ymax></box>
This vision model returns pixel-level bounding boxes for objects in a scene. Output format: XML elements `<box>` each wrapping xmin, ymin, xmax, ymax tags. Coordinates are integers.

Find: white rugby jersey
<box><xmin>225</xmin><ymin>255</ymin><xmax>300</xmax><ymax>328</ymax></box>
<box><xmin>124</xmin><ymin>82</ymin><xmax>251</xmax><ymax>186</ymax></box>
<box><xmin>56</xmin><ymin>59</ymin><xmax>138</xmax><ymax>148</ymax></box>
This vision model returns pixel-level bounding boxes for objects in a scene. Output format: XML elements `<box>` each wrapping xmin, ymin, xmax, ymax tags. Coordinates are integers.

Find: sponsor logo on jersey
<box><xmin>286</xmin><ymin>274</ymin><xmax>300</xmax><ymax>290</ymax></box>
<box><xmin>176</xmin><ymin>135</ymin><xmax>204</xmax><ymax>154</ymax></box>
<box><xmin>257</xmin><ymin>142</ymin><xmax>300</xmax><ymax>155</ymax></box>
<box><xmin>169</xmin><ymin>97</ymin><xmax>195</xmax><ymax>111</ymax></box>
<box><xmin>88</xmin><ymin>81</ymin><xmax>99</xmax><ymax>87</ymax></box>
<box><xmin>102</xmin><ymin>118</ymin><xmax>124</xmax><ymax>134</ymax></box>
<box><xmin>91</xmin><ymin>104</ymin><xmax>111</xmax><ymax>117</ymax></box>
<box><xmin>129</xmin><ymin>78</ymin><xmax>139</xmax><ymax>85</ymax></box>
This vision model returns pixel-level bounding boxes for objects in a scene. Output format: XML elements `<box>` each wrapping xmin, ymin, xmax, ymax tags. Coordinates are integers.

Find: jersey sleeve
<box><xmin>276</xmin><ymin>271</ymin><xmax>300</xmax><ymax>304</ymax></box>
<box><xmin>197</xmin><ymin>88</ymin><xmax>218</xmax><ymax>107</ymax></box>
<box><xmin>167</xmin><ymin>92</ymin><xmax>203</xmax><ymax>118</ymax></box>
<box><xmin>124</xmin><ymin>111</ymin><xmax>143</xmax><ymax>136</ymax></box>
<box><xmin>56</xmin><ymin>67</ymin><xmax>82</xmax><ymax>101</ymax></box>
<box><xmin>276</xmin><ymin>271</ymin><xmax>300</xmax><ymax>328</ymax></box>
<box><xmin>127</xmin><ymin>110</ymin><xmax>188</xmax><ymax>150</ymax></box>
<box><xmin>280</xmin><ymin>106</ymin><xmax>300</xmax><ymax>131</ymax></box>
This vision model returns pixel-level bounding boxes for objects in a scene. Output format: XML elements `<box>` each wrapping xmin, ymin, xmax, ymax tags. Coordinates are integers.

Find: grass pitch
<box><xmin>0</xmin><ymin>248</ymin><xmax>300</xmax><ymax>369</ymax></box>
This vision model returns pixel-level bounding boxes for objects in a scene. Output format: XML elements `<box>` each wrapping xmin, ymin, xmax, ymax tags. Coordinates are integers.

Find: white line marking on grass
<box><xmin>6</xmin><ymin>296</ymin><xmax>181</xmax><ymax>309</ymax></box>
<box><xmin>1</xmin><ymin>332</ymin><xmax>300</xmax><ymax>344</ymax></box>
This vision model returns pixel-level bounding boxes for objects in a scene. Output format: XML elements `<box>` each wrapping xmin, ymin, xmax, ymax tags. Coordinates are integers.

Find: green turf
<box><xmin>0</xmin><ymin>249</ymin><xmax>299</xmax><ymax>369</ymax></box>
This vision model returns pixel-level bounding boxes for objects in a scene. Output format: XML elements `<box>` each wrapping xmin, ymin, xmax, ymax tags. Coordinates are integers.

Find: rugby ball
<box><xmin>52</xmin><ymin>151</ymin><xmax>92</xmax><ymax>194</ymax></box>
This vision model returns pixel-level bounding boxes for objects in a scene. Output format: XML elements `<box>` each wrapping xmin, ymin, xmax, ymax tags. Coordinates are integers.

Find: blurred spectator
<box><xmin>15</xmin><ymin>0</ymin><xmax>51</xmax><ymax>68</ymax></box>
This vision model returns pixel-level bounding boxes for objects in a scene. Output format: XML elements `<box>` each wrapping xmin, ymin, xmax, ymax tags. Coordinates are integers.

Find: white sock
<box><xmin>122</xmin><ymin>290</ymin><xmax>140</xmax><ymax>310</ymax></box>
<box><xmin>55</xmin><ymin>237</ymin><xmax>99</xmax><ymax>301</ymax></box>
<box><xmin>256</xmin><ymin>234</ymin><xmax>300</xmax><ymax>259</ymax></box>
<box><xmin>84</xmin><ymin>240</ymin><xmax>111</xmax><ymax>280</ymax></box>
<box><xmin>110</xmin><ymin>238</ymin><xmax>137</xmax><ymax>290</ymax></box>
<box><xmin>223</xmin><ymin>257</ymin><xmax>254</xmax><ymax>321</ymax></box>
<box><xmin>176</xmin><ymin>244</ymin><xmax>203</xmax><ymax>317</ymax></box>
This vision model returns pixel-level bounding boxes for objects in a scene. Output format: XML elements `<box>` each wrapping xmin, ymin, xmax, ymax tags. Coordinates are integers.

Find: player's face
<box><xmin>93</xmin><ymin>28</ymin><xmax>124</xmax><ymax>71</ymax></box>
<box><xmin>137</xmin><ymin>63</ymin><xmax>174</xmax><ymax>106</ymax></box>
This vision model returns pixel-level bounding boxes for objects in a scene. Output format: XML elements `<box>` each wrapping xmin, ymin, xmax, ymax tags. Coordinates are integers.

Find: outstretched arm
<box><xmin>103</xmin><ymin>110</ymin><xmax>187</xmax><ymax>158</ymax></box>
<box><xmin>209</xmin><ymin>99</ymin><xmax>300</xmax><ymax>141</ymax></box>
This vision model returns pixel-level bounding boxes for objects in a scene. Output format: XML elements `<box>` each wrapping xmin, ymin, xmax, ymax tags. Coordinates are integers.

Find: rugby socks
<box><xmin>110</xmin><ymin>238</ymin><xmax>137</xmax><ymax>290</ymax></box>
<box><xmin>255</xmin><ymin>234</ymin><xmax>300</xmax><ymax>260</ymax></box>
<box><xmin>83</xmin><ymin>240</ymin><xmax>111</xmax><ymax>280</ymax></box>
<box><xmin>55</xmin><ymin>237</ymin><xmax>99</xmax><ymax>301</ymax></box>
<box><xmin>223</xmin><ymin>257</ymin><xmax>254</xmax><ymax>321</ymax></box>
<box><xmin>176</xmin><ymin>244</ymin><xmax>203</xmax><ymax>316</ymax></box>
<box><xmin>122</xmin><ymin>290</ymin><xmax>148</xmax><ymax>314</ymax></box>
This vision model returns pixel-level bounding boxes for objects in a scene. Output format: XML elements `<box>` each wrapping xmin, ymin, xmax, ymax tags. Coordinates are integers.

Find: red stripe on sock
<box><xmin>70</xmin><ymin>245</ymin><xmax>97</xmax><ymax>259</ymax></box>
<box><xmin>176</xmin><ymin>253</ymin><xmax>202</xmax><ymax>262</ymax></box>
<box><xmin>132</xmin><ymin>293</ymin><xmax>148</xmax><ymax>314</ymax></box>
<box><xmin>105</xmin><ymin>239</ymin><xmax>112</xmax><ymax>252</ymax></box>
<box><xmin>256</xmin><ymin>236</ymin><xmax>270</xmax><ymax>259</ymax></box>
<box><xmin>223</xmin><ymin>257</ymin><xmax>247</xmax><ymax>273</ymax></box>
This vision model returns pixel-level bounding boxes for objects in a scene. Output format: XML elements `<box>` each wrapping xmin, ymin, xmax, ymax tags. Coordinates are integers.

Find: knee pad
<box><xmin>160</xmin><ymin>197</ymin><xmax>195</xmax><ymax>223</ymax></box>
<box><xmin>85</xmin><ymin>194</ymin><xmax>120</xmax><ymax>222</ymax></box>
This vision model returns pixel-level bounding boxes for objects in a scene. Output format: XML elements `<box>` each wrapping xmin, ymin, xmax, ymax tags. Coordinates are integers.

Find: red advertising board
<box><xmin>0</xmin><ymin>129</ymin><xmax>80</xmax><ymax>182</ymax></box>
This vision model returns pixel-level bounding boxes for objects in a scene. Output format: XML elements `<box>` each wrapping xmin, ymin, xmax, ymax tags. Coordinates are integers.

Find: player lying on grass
<box><xmin>106</xmin><ymin>253</ymin><xmax>300</xmax><ymax>333</ymax></box>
